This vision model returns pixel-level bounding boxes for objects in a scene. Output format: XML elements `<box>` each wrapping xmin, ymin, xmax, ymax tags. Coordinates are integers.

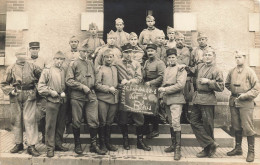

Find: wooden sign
<box><xmin>121</xmin><ymin>84</ymin><xmax>158</xmax><ymax>115</ymax></box>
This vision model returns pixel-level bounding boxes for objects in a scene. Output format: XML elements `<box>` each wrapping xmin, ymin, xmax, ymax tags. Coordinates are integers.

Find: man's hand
<box><xmin>50</xmin><ymin>90</ymin><xmax>59</xmax><ymax>97</ymax></box>
<box><xmin>121</xmin><ymin>79</ymin><xmax>129</xmax><ymax>85</ymax></box>
<box><xmin>129</xmin><ymin>79</ymin><xmax>137</xmax><ymax>84</ymax></box>
<box><xmin>82</xmin><ymin>85</ymin><xmax>90</xmax><ymax>94</ymax></box>
<box><xmin>11</xmin><ymin>90</ymin><xmax>18</xmax><ymax>96</ymax></box>
<box><xmin>60</xmin><ymin>92</ymin><xmax>66</xmax><ymax>98</ymax></box>
<box><xmin>238</xmin><ymin>93</ymin><xmax>247</xmax><ymax>100</ymax></box>
<box><xmin>145</xmin><ymin>82</ymin><xmax>150</xmax><ymax>86</ymax></box>
<box><xmin>199</xmin><ymin>78</ymin><xmax>210</xmax><ymax>84</ymax></box>
<box><xmin>109</xmin><ymin>87</ymin><xmax>117</xmax><ymax>95</ymax></box>
<box><xmin>158</xmin><ymin>87</ymin><xmax>166</xmax><ymax>92</ymax></box>
<box><xmin>178</xmin><ymin>64</ymin><xmax>186</xmax><ymax>71</ymax></box>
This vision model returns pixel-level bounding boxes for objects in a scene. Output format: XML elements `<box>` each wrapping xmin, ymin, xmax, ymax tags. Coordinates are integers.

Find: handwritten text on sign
<box><xmin>121</xmin><ymin>84</ymin><xmax>158</xmax><ymax>115</ymax></box>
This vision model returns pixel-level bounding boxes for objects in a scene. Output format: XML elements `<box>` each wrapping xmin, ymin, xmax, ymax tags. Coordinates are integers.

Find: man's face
<box><xmin>168</xmin><ymin>32</ymin><xmax>175</xmax><ymax>40</ymax></box>
<box><xmin>79</xmin><ymin>50</ymin><xmax>88</xmax><ymax>59</ymax></box>
<box><xmin>122</xmin><ymin>50</ymin><xmax>132</xmax><ymax>60</ymax></box>
<box><xmin>235</xmin><ymin>54</ymin><xmax>245</xmax><ymax>66</ymax></box>
<box><xmin>104</xmin><ymin>54</ymin><xmax>114</xmax><ymax>65</ymax></box>
<box><xmin>29</xmin><ymin>47</ymin><xmax>40</xmax><ymax>58</ymax></box>
<box><xmin>147</xmin><ymin>48</ymin><xmax>156</xmax><ymax>59</ymax></box>
<box><xmin>176</xmin><ymin>38</ymin><xmax>185</xmax><ymax>47</ymax></box>
<box><xmin>155</xmin><ymin>36</ymin><xmax>165</xmax><ymax>45</ymax></box>
<box><xmin>54</xmin><ymin>57</ymin><xmax>65</xmax><ymax>68</ymax></box>
<box><xmin>146</xmin><ymin>19</ymin><xmax>155</xmax><ymax>28</ymax></box>
<box><xmin>69</xmin><ymin>39</ymin><xmax>79</xmax><ymax>49</ymax></box>
<box><xmin>129</xmin><ymin>37</ymin><xmax>138</xmax><ymax>46</ymax></box>
<box><xmin>203</xmin><ymin>52</ymin><xmax>214</xmax><ymax>64</ymax></box>
<box><xmin>89</xmin><ymin>28</ymin><xmax>97</xmax><ymax>35</ymax></box>
<box><xmin>116</xmin><ymin>23</ymin><xmax>124</xmax><ymax>32</ymax></box>
<box><xmin>197</xmin><ymin>37</ymin><xmax>208</xmax><ymax>48</ymax></box>
<box><xmin>167</xmin><ymin>54</ymin><xmax>177</xmax><ymax>66</ymax></box>
<box><xmin>107</xmin><ymin>37</ymin><xmax>116</xmax><ymax>46</ymax></box>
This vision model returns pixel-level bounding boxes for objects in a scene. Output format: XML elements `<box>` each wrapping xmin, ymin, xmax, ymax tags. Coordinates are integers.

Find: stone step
<box><xmin>63</xmin><ymin>128</ymin><xmax>234</xmax><ymax>147</ymax></box>
<box><xmin>66</xmin><ymin>123</ymin><xmax>194</xmax><ymax>134</ymax></box>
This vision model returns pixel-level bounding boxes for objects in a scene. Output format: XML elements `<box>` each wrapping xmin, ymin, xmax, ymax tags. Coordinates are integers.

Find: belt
<box><xmin>231</xmin><ymin>93</ymin><xmax>241</xmax><ymax>97</ymax></box>
<box><xmin>197</xmin><ymin>91</ymin><xmax>213</xmax><ymax>94</ymax></box>
<box><xmin>16</xmin><ymin>86</ymin><xmax>35</xmax><ymax>90</ymax></box>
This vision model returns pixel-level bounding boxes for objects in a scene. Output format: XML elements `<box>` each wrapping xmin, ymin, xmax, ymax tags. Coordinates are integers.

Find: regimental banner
<box><xmin>121</xmin><ymin>84</ymin><xmax>158</xmax><ymax>115</ymax></box>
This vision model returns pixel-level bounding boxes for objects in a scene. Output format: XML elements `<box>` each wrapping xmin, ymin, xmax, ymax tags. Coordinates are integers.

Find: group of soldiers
<box><xmin>1</xmin><ymin>15</ymin><xmax>259</xmax><ymax>163</ymax></box>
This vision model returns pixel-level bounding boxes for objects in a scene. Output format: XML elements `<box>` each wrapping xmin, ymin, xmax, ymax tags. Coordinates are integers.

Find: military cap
<box><xmin>115</xmin><ymin>18</ymin><xmax>124</xmax><ymax>24</ymax></box>
<box><xmin>166</xmin><ymin>48</ymin><xmax>177</xmax><ymax>57</ymax></box>
<box><xmin>129</xmin><ymin>32</ymin><xmax>138</xmax><ymax>39</ymax></box>
<box><xmin>146</xmin><ymin>15</ymin><xmax>155</xmax><ymax>21</ymax></box>
<box><xmin>15</xmin><ymin>47</ymin><xmax>27</xmax><ymax>56</ymax></box>
<box><xmin>69</xmin><ymin>36</ymin><xmax>79</xmax><ymax>42</ymax></box>
<box><xmin>197</xmin><ymin>32</ymin><xmax>207</xmax><ymax>39</ymax></box>
<box><xmin>167</xmin><ymin>26</ymin><xmax>175</xmax><ymax>34</ymax></box>
<box><xmin>146</xmin><ymin>43</ymin><xmax>157</xmax><ymax>50</ymax></box>
<box><xmin>175</xmin><ymin>32</ymin><xmax>185</xmax><ymax>39</ymax></box>
<box><xmin>121</xmin><ymin>43</ymin><xmax>133</xmax><ymax>52</ymax></box>
<box><xmin>89</xmin><ymin>22</ymin><xmax>98</xmax><ymax>30</ymax></box>
<box><xmin>29</xmin><ymin>42</ymin><xmax>40</xmax><ymax>48</ymax></box>
<box><xmin>53</xmin><ymin>51</ymin><xmax>65</xmax><ymax>59</ymax></box>
<box><xmin>107</xmin><ymin>30</ymin><xmax>117</xmax><ymax>38</ymax></box>
<box><xmin>234</xmin><ymin>50</ymin><xmax>246</xmax><ymax>57</ymax></box>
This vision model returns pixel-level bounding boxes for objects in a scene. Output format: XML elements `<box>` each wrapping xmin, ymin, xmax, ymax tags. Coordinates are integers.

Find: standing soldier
<box><xmin>225</xmin><ymin>51</ymin><xmax>259</xmax><ymax>162</ymax></box>
<box><xmin>96</xmin><ymin>49</ymin><xmax>119</xmax><ymax>153</ymax></box>
<box><xmin>65</xmin><ymin>36</ymin><xmax>81</xmax><ymax>62</ymax></box>
<box><xmin>38</xmin><ymin>51</ymin><xmax>68</xmax><ymax>157</ymax></box>
<box><xmin>188</xmin><ymin>48</ymin><xmax>224</xmax><ymax>158</ymax></box>
<box><xmin>165</xmin><ymin>26</ymin><xmax>176</xmax><ymax>49</ymax></box>
<box><xmin>115</xmin><ymin>18</ymin><xmax>130</xmax><ymax>47</ymax></box>
<box><xmin>66</xmin><ymin>46</ymin><xmax>106</xmax><ymax>155</ymax></box>
<box><xmin>129</xmin><ymin>32</ymin><xmax>145</xmax><ymax>65</ymax></box>
<box><xmin>143</xmin><ymin>44</ymin><xmax>166</xmax><ymax>139</ymax></box>
<box><xmin>28</xmin><ymin>42</ymin><xmax>47</xmax><ymax>69</ymax></box>
<box><xmin>115</xmin><ymin>43</ymin><xmax>151</xmax><ymax>151</ymax></box>
<box><xmin>1</xmin><ymin>47</ymin><xmax>42</xmax><ymax>156</ymax></box>
<box><xmin>155</xmin><ymin>30</ymin><xmax>167</xmax><ymax>64</ymax></box>
<box><xmin>158</xmin><ymin>48</ymin><xmax>187</xmax><ymax>161</ymax></box>
<box><xmin>139</xmin><ymin>15</ymin><xmax>162</xmax><ymax>50</ymax></box>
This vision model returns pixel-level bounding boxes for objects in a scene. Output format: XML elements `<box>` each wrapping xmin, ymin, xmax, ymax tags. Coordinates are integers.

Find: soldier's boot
<box><xmin>174</xmin><ymin>131</ymin><xmax>181</xmax><ymax>161</ymax></box>
<box><xmin>89</xmin><ymin>128</ymin><xmax>106</xmax><ymax>155</ymax></box>
<box><xmin>27</xmin><ymin>145</ymin><xmax>41</xmax><ymax>157</ymax></box>
<box><xmin>73</xmin><ymin>128</ymin><xmax>83</xmax><ymax>154</ymax></box>
<box><xmin>98</xmin><ymin>126</ymin><xmax>108</xmax><ymax>152</ymax></box>
<box><xmin>227</xmin><ymin>130</ymin><xmax>243</xmax><ymax>156</ymax></box>
<box><xmin>47</xmin><ymin>147</ymin><xmax>54</xmax><ymax>157</ymax></box>
<box><xmin>40</xmin><ymin>118</ymin><xmax>46</xmax><ymax>143</ymax></box>
<box><xmin>164</xmin><ymin>127</ymin><xmax>175</xmax><ymax>153</ymax></box>
<box><xmin>120</xmin><ymin>124</ymin><xmax>130</xmax><ymax>150</ymax></box>
<box><xmin>246</xmin><ymin>135</ymin><xmax>255</xmax><ymax>162</ymax></box>
<box><xmin>10</xmin><ymin>143</ymin><xmax>24</xmax><ymax>153</ymax></box>
<box><xmin>147</xmin><ymin>117</ymin><xmax>159</xmax><ymax>139</ymax></box>
<box><xmin>136</xmin><ymin>126</ymin><xmax>151</xmax><ymax>151</ymax></box>
<box><xmin>105</xmin><ymin>125</ymin><xmax>118</xmax><ymax>151</ymax></box>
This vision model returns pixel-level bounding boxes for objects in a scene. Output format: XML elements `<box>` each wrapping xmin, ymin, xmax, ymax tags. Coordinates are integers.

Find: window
<box><xmin>0</xmin><ymin>0</ymin><xmax>6</xmax><ymax>57</ymax></box>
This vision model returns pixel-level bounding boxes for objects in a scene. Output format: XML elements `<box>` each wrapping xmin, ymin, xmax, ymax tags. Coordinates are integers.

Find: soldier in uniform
<box><xmin>143</xmin><ymin>43</ymin><xmax>166</xmax><ymax>139</ymax></box>
<box><xmin>187</xmin><ymin>48</ymin><xmax>224</xmax><ymax>158</ymax></box>
<box><xmin>139</xmin><ymin>15</ymin><xmax>162</xmax><ymax>50</ymax></box>
<box><xmin>115</xmin><ymin>43</ymin><xmax>151</xmax><ymax>151</ymax></box>
<box><xmin>165</xmin><ymin>26</ymin><xmax>176</xmax><ymax>49</ymax></box>
<box><xmin>115</xmin><ymin>18</ymin><xmax>130</xmax><ymax>47</ymax></box>
<box><xmin>28</xmin><ymin>42</ymin><xmax>47</xmax><ymax>69</ymax></box>
<box><xmin>65</xmin><ymin>36</ymin><xmax>81</xmax><ymax>63</ymax></box>
<box><xmin>95</xmin><ymin>30</ymin><xmax>122</xmax><ymax>68</ymax></box>
<box><xmin>38</xmin><ymin>51</ymin><xmax>68</xmax><ymax>157</ymax></box>
<box><xmin>159</xmin><ymin>48</ymin><xmax>187</xmax><ymax>161</ymax></box>
<box><xmin>66</xmin><ymin>46</ymin><xmax>106</xmax><ymax>155</ymax></box>
<box><xmin>96</xmin><ymin>49</ymin><xmax>119</xmax><ymax>153</ymax></box>
<box><xmin>1</xmin><ymin>47</ymin><xmax>42</xmax><ymax>156</ymax></box>
<box><xmin>155</xmin><ymin>30</ymin><xmax>167</xmax><ymax>64</ymax></box>
<box><xmin>225</xmin><ymin>51</ymin><xmax>259</xmax><ymax>162</ymax></box>
<box><xmin>129</xmin><ymin>32</ymin><xmax>145</xmax><ymax>65</ymax></box>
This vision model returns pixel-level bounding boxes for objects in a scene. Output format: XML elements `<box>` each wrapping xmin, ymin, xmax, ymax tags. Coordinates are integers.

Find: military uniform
<box><xmin>132</xmin><ymin>45</ymin><xmax>145</xmax><ymax>64</ymax></box>
<box><xmin>165</xmin><ymin>26</ymin><xmax>176</xmax><ymax>49</ymax></box>
<box><xmin>1</xmin><ymin>48</ymin><xmax>42</xmax><ymax>156</ymax></box>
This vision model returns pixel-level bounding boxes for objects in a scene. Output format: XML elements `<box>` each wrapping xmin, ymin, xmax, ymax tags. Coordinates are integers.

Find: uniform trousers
<box><xmin>98</xmin><ymin>100</ymin><xmax>117</xmax><ymax>126</ymax></box>
<box><xmin>165</xmin><ymin>104</ymin><xmax>183</xmax><ymax>131</ymax></box>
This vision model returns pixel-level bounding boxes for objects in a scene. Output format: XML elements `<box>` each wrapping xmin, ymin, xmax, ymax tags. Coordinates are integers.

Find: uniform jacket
<box><xmin>225</xmin><ymin>66</ymin><xmax>259</xmax><ymax>108</ymax></box>
<box><xmin>66</xmin><ymin>57</ymin><xmax>95</xmax><ymax>101</ymax></box>
<box><xmin>161</xmin><ymin>64</ymin><xmax>187</xmax><ymax>105</ymax></box>
<box><xmin>82</xmin><ymin>36</ymin><xmax>105</xmax><ymax>52</ymax></box>
<box><xmin>95</xmin><ymin>65</ymin><xmax>118</xmax><ymax>104</ymax></box>
<box><xmin>176</xmin><ymin>46</ymin><xmax>191</xmax><ymax>66</ymax></box>
<box><xmin>63</xmin><ymin>50</ymin><xmax>80</xmax><ymax>72</ymax></box>
<box><xmin>27</xmin><ymin>56</ymin><xmax>47</xmax><ymax>69</ymax></box>
<box><xmin>165</xmin><ymin>40</ymin><xmax>176</xmax><ymax>49</ymax></box>
<box><xmin>139</xmin><ymin>27</ymin><xmax>161</xmax><ymax>47</ymax></box>
<box><xmin>115</xmin><ymin>30</ymin><xmax>130</xmax><ymax>47</ymax></box>
<box><xmin>156</xmin><ymin>45</ymin><xmax>167</xmax><ymax>64</ymax></box>
<box><xmin>132</xmin><ymin>45</ymin><xmax>145</xmax><ymax>65</ymax></box>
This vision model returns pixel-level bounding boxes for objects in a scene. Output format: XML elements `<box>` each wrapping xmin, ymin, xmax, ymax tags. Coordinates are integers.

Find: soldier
<box><xmin>187</xmin><ymin>48</ymin><xmax>224</xmax><ymax>158</ymax></box>
<box><xmin>165</xmin><ymin>26</ymin><xmax>176</xmax><ymax>49</ymax></box>
<box><xmin>155</xmin><ymin>30</ymin><xmax>167</xmax><ymax>64</ymax></box>
<box><xmin>66</xmin><ymin>45</ymin><xmax>106</xmax><ymax>155</ymax></box>
<box><xmin>158</xmin><ymin>48</ymin><xmax>187</xmax><ymax>161</ymax></box>
<box><xmin>65</xmin><ymin>36</ymin><xmax>81</xmax><ymax>62</ymax></box>
<box><xmin>95</xmin><ymin>30</ymin><xmax>122</xmax><ymax>68</ymax></box>
<box><xmin>96</xmin><ymin>49</ymin><xmax>119</xmax><ymax>153</ymax></box>
<box><xmin>225</xmin><ymin>51</ymin><xmax>259</xmax><ymax>162</ymax></box>
<box><xmin>38</xmin><ymin>51</ymin><xmax>68</xmax><ymax>157</ymax></box>
<box><xmin>1</xmin><ymin>47</ymin><xmax>42</xmax><ymax>156</ymax></box>
<box><xmin>143</xmin><ymin>44</ymin><xmax>166</xmax><ymax>139</ymax></box>
<box><xmin>129</xmin><ymin>32</ymin><xmax>145</xmax><ymax>65</ymax></box>
<box><xmin>82</xmin><ymin>23</ymin><xmax>105</xmax><ymax>61</ymax></box>
<box><xmin>115</xmin><ymin>18</ymin><xmax>130</xmax><ymax>47</ymax></box>
<box><xmin>28</xmin><ymin>42</ymin><xmax>47</xmax><ymax>69</ymax></box>
<box><xmin>115</xmin><ymin>43</ymin><xmax>151</xmax><ymax>151</ymax></box>
<box><xmin>139</xmin><ymin>15</ymin><xmax>162</xmax><ymax>50</ymax></box>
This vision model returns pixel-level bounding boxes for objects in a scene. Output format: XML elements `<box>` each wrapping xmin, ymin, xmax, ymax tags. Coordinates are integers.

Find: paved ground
<box><xmin>0</xmin><ymin>130</ymin><xmax>260</xmax><ymax>165</ymax></box>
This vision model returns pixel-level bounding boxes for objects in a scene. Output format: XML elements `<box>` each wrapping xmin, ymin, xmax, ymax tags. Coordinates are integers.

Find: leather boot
<box><xmin>174</xmin><ymin>131</ymin><xmax>181</xmax><ymax>160</ymax></box>
<box><xmin>73</xmin><ymin>127</ymin><xmax>83</xmax><ymax>154</ymax></box>
<box><xmin>227</xmin><ymin>130</ymin><xmax>243</xmax><ymax>156</ymax></box>
<box><xmin>27</xmin><ymin>145</ymin><xmax>41</xmax><ymax>157</ymax></box>
<box><xmin>89</xmin><ymin>128</ymin><xmax>106</xmax><ymax>155</ymax></box>
<box><xmin>47</xmin><ymin>147</ymin><xmax>54</xmax><ymax>157</ymax></box>
<box><xmin>136</xmin><ymin>126</ymin><xmax>151</xmax><ymax>151</ymax></box>
<box><xmin>164</xmin><ymin>127</ymin><xmax>175</xmax><ymax>153</ymax></box>
<box><xmin>105</xmin><ymin>125</ymin><xmax>118</xmax><ymax>151</ymax></box>
<box><xmin>246</xmin><ymin>135</ymin><xmax>255</xmax><ymax>162</ymax></box>
<box><xmin>10</xmin><ymin>143</ymin><xmax>24</xmax><ymax>153</ymax></box>
<box><xmin>98</xmin><ymin>126</ymin><xmax>108</xmax><ymax>152</ymax></box>
<box><xmin>120</xmin><ymin>124</ymin><xmax>130</xmax><ymax>150</ymax></box>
